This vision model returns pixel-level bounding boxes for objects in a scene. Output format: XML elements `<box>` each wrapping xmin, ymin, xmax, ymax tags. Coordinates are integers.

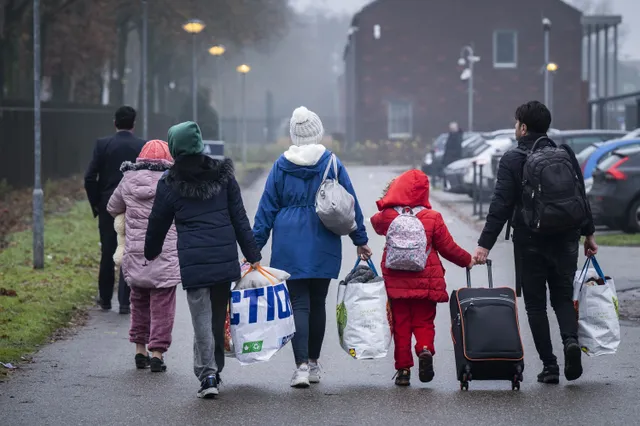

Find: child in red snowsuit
<box><xmin>371</xmin><ymin>170</ymin><xmax>473</xmax><ymax>386</ymax></box>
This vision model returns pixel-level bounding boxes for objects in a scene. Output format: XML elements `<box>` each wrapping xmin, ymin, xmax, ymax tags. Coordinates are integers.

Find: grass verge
<box><xmin>584</xmin><ymin>233</ymin><xmax>640</xmax><ymax>247</ymax></box>
<box><xmin>0</xmin><ymin>202</ymin><xmax>98</xmax><ymax>377</ymax></box>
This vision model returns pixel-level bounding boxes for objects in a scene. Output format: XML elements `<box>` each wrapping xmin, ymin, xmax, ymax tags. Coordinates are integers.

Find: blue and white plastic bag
<box><xmin>573</xmin><ymin>256</ymin><xmax>620</xmax><ymax>356</ymax></box>
<box><xmin>230</xmin><ymin>266</ymin><xmax>296</xmax><ymax>365</ymax></box>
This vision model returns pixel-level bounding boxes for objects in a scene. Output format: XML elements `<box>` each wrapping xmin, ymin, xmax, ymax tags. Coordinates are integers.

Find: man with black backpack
<box><xmin>473</xmin><ymin>101</ymin><xmax>598</xmax><ymax>384</ymax></box>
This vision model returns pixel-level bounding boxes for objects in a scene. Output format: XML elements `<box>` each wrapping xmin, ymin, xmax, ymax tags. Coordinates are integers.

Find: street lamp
<box><xmin>141</xmin><ymin>0</ymin><xmax>148</xmax><ymax>139</ymax></box>
<box><xmin>543</xmin><ymin>17</ymin><xmax>552</xmax><ymax>107</ymax></box>
<box><xmin>183</xmin><ymin>19</ymin><xmax>206</xmax><ymax>122</ymax></box>
<box><xmin>546</xmin><ymin>62</ymin><xmax>558</xmax><ymax>114</ymax></box>
<box><xmin>237</xmin><ymin>64</ymin><xmax>251</xmax><ymax>168</ymax></box>
<box><xmin>32</xmin><ymin>0</ymin><xmax>44</xmax><ymax>269</ymax></box>
<box><xmin>209</xmin><ymin>45</ymin><xmax>226</xmax><ymax>139</ymax></box>
<box><xmin>458</xmin><ymin>45</ymin><xmax>480</xmax><ymax>132</ymax></box>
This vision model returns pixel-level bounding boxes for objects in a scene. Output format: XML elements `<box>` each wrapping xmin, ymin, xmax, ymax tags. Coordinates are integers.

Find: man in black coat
<box><xmin>442</xmin><ymin>121</ymin><xmax>463</xmax><ymax>169</ymax></box>
<box><xmin>85</xmin><ymin>106</ymin><xmax>146</xmax><ymax>313</ymax></box>
<box><xmin>474</xmin><ymin>101</ymin><xmax>598</xmax><ymax>385</ymax></box>
<box><xmin>144</xmin><ymin>121</ymin><xmax>261</xmax><ymax>399</ymax></box>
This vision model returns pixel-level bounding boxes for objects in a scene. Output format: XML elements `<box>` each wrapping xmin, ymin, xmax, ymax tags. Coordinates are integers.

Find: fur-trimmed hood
<box><xmin>165</xmin><ymin>154</ymin><xmax>234</xmax><ymax>200</ymax></box>
<box><xmin>120</xmin><ymin>159</ymin><xmax>173</xmax><ymax>173</ymax></box>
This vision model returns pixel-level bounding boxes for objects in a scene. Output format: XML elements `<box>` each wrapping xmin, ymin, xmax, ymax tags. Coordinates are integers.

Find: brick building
<box><xmin>342</xmin><ymin>0</ymin><xmax>588</xmax><ymax>144</ymax></box>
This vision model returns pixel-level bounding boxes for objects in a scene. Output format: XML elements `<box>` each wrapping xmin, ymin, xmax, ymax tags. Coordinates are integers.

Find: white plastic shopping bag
<box><xmin>229</xmin><ymin>266</ymin><xmax>296</xmax><ymax>365</ymax></box>
<box><xmin>573</xmin><ymin>256</ymin><xmax>620</xmax><ymax>356</ymax></box>
<box><xmin>336</xmin><ymin>259</ymin><xmax>391</xmax><ymax>360</ymax></box>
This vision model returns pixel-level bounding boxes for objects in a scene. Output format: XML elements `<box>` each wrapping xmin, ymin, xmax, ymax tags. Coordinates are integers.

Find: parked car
<box><xmin>588</xmin><ymin>146</ymin><xmax>640</xmax><ymax>233</ymax></box>
<box><xmin>490</xmin><ymin>129</ymin><xmax>626</xmax><ymax>182</ymax></box>
<box><xmin>575</xmin><ymin>142</ymin><xmax>604</xmax><ymax>170</ymax></box>
<box><xmin>581</xmin><ymin>138</ymin><xmax>640</xmax><ymax>193</ymax></box>
<box><xmin>444</xmin><ymin>137</ymin><xmax>514</xmax><ymax>195</ymax></box>
<box><xmin>622</xmin><ymin>128</ymin><xmax>640</xmax><ymax>140</ymax></box>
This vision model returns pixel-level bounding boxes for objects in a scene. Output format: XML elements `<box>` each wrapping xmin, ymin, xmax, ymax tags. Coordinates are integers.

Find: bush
<box><xmin>335</xmin><ymin>139</ymin><xmax>430</xmax><ymax>166</ymax></box>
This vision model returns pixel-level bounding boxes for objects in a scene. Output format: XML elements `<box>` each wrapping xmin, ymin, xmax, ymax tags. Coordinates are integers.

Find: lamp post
<box><xmin>543</xmin><ymin>18</ymin><xmax>552</xmax><ymax>107</ymax></box>
<box><xmin>141</xmin><ymin>0</ymin><xmax>148</xmax><ymax>139</ymax></box>
<box><xmin>183</xmin><ymin>19</ymin><xmax>205</xmax><ymax>122</ymax></box>
<box><xmin>458</xmin><ymin>45</ymin><xmax>480</xmax><ymax>132</ymax></box>
<box><xmin>32</xmin><ymin>0</ymin><xmax>44</xmax><ymax>269</ymax></box>
<box><xmin>546</xmin><ymin>62</ymin><xmax>558</xmax><ymax>114</ymax></box>
<box><xmin>209</xmin><ymin>45</ymin><xmax>225</xmax><ymax>139</ymax></box>
<box><xmin>236</xmin><ymin>64</ymin><xmax>251</xmax><ymax>168</ymax></box>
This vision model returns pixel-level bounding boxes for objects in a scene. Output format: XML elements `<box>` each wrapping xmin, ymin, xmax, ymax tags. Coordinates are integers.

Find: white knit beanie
<box><xmin>289</xmin><ymin>106</ymin><xmax>324</xmax><ymax>146</ymax></box>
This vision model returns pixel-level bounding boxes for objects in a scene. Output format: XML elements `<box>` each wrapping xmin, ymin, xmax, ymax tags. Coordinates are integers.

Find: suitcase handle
<box><xmin>466</xmin><ymin>259</ymin><xmax>493</xmax><ymax>288</ymax></box>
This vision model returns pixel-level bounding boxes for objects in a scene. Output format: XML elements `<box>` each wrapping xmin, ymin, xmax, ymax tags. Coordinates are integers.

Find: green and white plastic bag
<box><xmin>573</xmin><ymin>256</ymin><xmax>620</xmax><ymax>356</ymax></box>
<box><xmin>337</xmin><ymin>259</ymin><xmax>391</xmax><ymax>360</ymax></box>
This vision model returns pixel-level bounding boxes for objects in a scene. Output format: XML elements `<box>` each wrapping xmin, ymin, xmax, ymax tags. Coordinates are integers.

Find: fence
<box><xmin>0</xmin><ymin>105</ymin><xmax>178</xmax><ymax>188</ymax></box>
<box><xmin>588</xmin><ymin>90</ymin><xmax>640</xmax><ymax>131</ymax></box>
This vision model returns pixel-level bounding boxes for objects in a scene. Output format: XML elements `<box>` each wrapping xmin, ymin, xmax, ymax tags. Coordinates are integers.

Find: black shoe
<box><xmin>197</xmin><ymin>375</ymin><xmax>219</xmax><ymax>399</ymax></box>
<box><xmin>418</xmin><ymin>349</ymin><xmax>435</xmax><ymax>383</ymax></box>
<box><xmin>135</xmin><ymin>353</ymin><xmax>150</xmax><ymax>369</ymax></box>
<box><xmin>119</xmin><ymin>305</ymin><xmax>130</xmax><ymax>315</ymax></box>
<box><xmin>564</xmin><ymin>340</ymin><xmax>583</xmax><ymax>381</ymax></box>
<box><xmin>537</xmin><ymin>364</ymin><xmax>560</xmax><ymax>384</ymax></box>
<box><xmin>393</xmin><ymin>368</ymin><xmax>411</xmax><ymax>386</ymax></box>
<box><xmin>150</xmin><ymin>357</ymin><xmax>167</xmax><ymax>373</ymax></box>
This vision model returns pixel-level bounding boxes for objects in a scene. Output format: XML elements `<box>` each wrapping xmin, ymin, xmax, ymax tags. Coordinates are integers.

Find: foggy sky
<box><xmin>292</xmin><ymin>0</ymin><xmax>640</xmax><ymax>59</ymax></box>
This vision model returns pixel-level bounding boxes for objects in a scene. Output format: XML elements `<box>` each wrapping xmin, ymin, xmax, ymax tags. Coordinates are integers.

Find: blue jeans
<box><xmin>287</xmin><ymin>279</ymin><xmax>331</xmax><ymax>365</ymax></box>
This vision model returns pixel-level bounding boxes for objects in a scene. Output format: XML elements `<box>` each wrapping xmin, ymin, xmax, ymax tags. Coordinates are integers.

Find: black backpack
<box><xmin>515</xmin><ymin>137</ymin><xmax>588</xmax><ymax>234</ymax></box>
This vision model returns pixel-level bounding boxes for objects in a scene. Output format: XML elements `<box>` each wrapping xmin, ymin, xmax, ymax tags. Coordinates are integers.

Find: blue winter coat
<box><xmin>253</xmin><ymin>151</ymin><xmax>368</xmax><ymax>280</ymax></box>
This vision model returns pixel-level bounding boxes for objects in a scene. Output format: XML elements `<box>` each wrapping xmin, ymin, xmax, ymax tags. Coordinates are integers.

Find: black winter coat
<box><xmin>442</xmin><ymin>130</ymin><xmax>463</xmax><ymax>167</ymax></box>
<box><xmin>84</xmin><ymin>131</ymin><xmax>146</xmax><ymax>216</ymax></box>
<box><xmin>144</xmin><ymin>155</ymin><xmax>261</xmax><ymax>290</ymax></box>
<box><xmin>478</xmin><ymin>133</ymin><xmax>595</xmax><ymax>250</ymax></box>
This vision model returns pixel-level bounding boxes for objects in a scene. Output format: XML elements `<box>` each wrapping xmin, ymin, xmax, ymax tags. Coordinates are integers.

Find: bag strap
<box><xmin>241</xmin><ymin>264</ymin><xmax>277</xmax><ymax>285</ymax></box>
<box><xmin>531</xmin><ymin>136</ymin><xmax>557</xmax><ymax>151</ymax></box>
<box><xmin>321</xmin><ymin>153</ymin><xmax>338</xmax><ymax>182</ymax></box>
<box><xmin>590</xmin><ymin>256</ymin><xmax>606</xmax><ymax>280</ymax></box>
<box><xmin>351</xmin><ymin>258</ymin><xmax>379</xmax><ymax>277</ymax></box>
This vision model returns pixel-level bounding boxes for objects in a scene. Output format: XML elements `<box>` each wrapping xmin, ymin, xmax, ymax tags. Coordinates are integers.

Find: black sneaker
<box><xmin>418</xmin><ymin>349</ymin><xmax>435</xmax><ymax>383</ymax></box>
<box><xmin>537</xmin><ymin>364</ymin><xmax>560</xmax><ymax>384</ymax></box>
<box><xmin>119</xmin><ymin>305</ymin><xmax>130</xmax><ymax>315</ymax></box>
<box><xmin>150</xmin><ymin>357</ymin><xmax>167</xmax><ymax>373</ymax></box>
<box><xmin>393</xmin><ymin>368</ymin><xmax>411</xmax><ymax>387</ymax></box>
<box><xmin>135</xmin><ymin>353</ymin><xmax>150</xmax><ymax>369</ymax></box>
<box><xmin>197</xmin><ymin>375</ymin><xmax>219</xmax><ymax>399</ymax></box>
<box><xmin>564</xmin><ymin>339</ymin><xmax>583</xmax><ymax>381</ymax></box>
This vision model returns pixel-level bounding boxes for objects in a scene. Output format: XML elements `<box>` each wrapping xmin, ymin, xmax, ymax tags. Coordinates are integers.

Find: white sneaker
<box><xmin>290</xmin><ymin>364</ymin><xmax>310</xmax><ymax>388</ymax></box>
<box><xmin>309</xmin><ymin>362</ymin><xmax>322</xmax><ymax>383</ymax></box>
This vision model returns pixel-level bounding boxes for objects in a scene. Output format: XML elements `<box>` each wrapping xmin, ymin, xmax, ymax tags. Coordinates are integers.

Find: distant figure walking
<box><xmin>442</xmin><ymin>122</ymin><xmax>463</xmax><ymax>169</ymax></box>
<box><xmin>107</xmin><ymin>140</ymin><xmax>179</xmax><ymax>373</ymax></box>
<box><xmin>85</xmin><ymin>106</ymin><xmax>146</xmax><ymax>314</ymax></box>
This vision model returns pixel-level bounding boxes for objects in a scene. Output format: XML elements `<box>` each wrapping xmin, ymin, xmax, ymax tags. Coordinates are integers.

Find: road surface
<box><xmin>1</xmin><ymin>166</ymin><xmax>639</xmax><ymax>425</ymax></box>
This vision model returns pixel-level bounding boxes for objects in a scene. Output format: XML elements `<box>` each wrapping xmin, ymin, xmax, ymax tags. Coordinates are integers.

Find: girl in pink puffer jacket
<box><xmin>108</xmin><ymin>140</ymin><xmax>179</xmax><ymax>373</ymax></box>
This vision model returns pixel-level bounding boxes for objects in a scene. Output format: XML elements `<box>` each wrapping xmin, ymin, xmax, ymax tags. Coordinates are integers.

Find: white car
<box><xmin>461</xmin><ymin>137</ymin><xmax>516</xmax><ymax>192</ymax></box>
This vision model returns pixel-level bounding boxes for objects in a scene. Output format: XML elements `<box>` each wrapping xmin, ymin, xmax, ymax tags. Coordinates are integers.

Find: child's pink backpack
<box><xmin>385</xmin><ymin>206</ymin><xmax>430</xmax><ymax>271</ymax></box>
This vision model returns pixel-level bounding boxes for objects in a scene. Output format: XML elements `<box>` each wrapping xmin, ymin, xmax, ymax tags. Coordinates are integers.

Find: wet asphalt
<box><xmin>1</xmin><ymin>166</ymin><xmax>639</xmax><ymax>425</ymax></box>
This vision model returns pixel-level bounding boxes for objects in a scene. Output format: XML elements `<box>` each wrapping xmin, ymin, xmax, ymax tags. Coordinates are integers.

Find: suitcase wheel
<box><xmin>460</xmin><ymin>372</ymin><xmax>471</xmax><ymax>391</ymax></box>
<box><xmin>511</xmin><ymin>375</ymin><xmax>521</xmax><ymax>391</ymax></box>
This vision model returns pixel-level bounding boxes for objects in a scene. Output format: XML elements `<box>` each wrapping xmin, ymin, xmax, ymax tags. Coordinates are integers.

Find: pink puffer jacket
<box><xmin>107</xmin><ymin>159</ymin><xmax>180</xmax><ymax>288</ymax></box>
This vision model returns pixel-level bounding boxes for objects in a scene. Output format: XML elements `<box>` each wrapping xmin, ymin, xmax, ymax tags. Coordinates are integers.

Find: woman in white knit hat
<box><xmin>253</xmin><ymin>106</ymin><xmax>371</xmax><ymax>388</ymax></box>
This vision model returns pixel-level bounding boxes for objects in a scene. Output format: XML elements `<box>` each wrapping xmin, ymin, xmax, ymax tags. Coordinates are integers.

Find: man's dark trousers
<box><xmin>98</xmin><ymin>209</ymin><xmax>130</xmax><ymax>309</ymax></box>
<box><xmin>516</xmin><ymin>235</ymin><xmax>579</xmax><ymax>366</ymax></box>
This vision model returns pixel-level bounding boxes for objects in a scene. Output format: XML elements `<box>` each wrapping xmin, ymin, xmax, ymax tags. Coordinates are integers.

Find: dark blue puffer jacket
<box><xmin>144</xmin><ymin>155</ymin><xmax>261</xmax><ymax>289</ymax></box>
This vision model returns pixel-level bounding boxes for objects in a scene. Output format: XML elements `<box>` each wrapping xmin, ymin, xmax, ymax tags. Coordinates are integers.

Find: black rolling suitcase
<box><xmin>449</xmin><ymin>260</ymin><xmax>525</xmax><ymax>390</ymax></box>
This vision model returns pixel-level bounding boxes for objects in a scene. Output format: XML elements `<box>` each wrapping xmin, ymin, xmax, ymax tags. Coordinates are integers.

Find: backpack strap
<box><xmin>321</xmin><ymin>153</ymin><xmax>337</xmax><ymax>182</ymax></box>
<box><xmin>393</xmin><ymin>206</ymin><xmax>426</xmax><ymax>215</ymax></box>
<box><xmin>531</xmin><ymin>136</ymin><xmax>557</xmax><ymax>151</ymax></box>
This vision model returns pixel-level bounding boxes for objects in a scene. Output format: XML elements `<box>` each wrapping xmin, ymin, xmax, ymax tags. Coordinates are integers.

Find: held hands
<box><xmin>473</xmin><ymin>247</ymin><xmax>489</xmax><ymax>265</ymax></box>
<box><xmin>357</xmin><ymin>245</ymin><xmax>373</xmax><ymax>261</ymax></box>
<box><xmin>584</xmin><ymin>235</ymin><xmax>598</xmax><ymax>258</ymax></box>
<box><xmin>467</xmin><ymin>257</ymin><xmax>476</xmax><ymax>269</ymax></box>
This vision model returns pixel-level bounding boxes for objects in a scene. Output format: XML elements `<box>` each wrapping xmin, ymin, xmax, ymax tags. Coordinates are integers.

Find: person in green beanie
<box><xmin>144</xmin><ymin>121</ymin><xmax>261</xmax><ymax>399</ymax></box>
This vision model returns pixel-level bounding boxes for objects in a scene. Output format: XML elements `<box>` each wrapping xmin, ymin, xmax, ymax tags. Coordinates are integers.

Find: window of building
<box><xmin>493</xmin><ymin>30</ymin><xmax>518</xmax><ymax>68</ymax></box>
<box><xmin>387</xmin><ymin>101</ymin><xmax>413</xmax><ymax>139</ymax></box>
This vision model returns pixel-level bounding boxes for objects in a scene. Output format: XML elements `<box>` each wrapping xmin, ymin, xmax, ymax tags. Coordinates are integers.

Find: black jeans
<box><xmin>516</xmin><ymin>237</ymin><xmax>579</xmax><ymax>366</ymax></box>
<box><xmin>287</xmin><ymin>279</ymin><xmax>331</xmax><ymax>365</ymax></box>
<box><xmin>98</xmin><ymin>210</ymin><xmax>130</xmax><ymax>309</ymax></box>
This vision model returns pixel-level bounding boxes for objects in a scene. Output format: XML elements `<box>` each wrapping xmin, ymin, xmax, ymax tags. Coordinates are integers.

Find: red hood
<box><xmin>376</xmin><ymin>170</ymin><xmax>431</xmax><ymax>210</ymax></box>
